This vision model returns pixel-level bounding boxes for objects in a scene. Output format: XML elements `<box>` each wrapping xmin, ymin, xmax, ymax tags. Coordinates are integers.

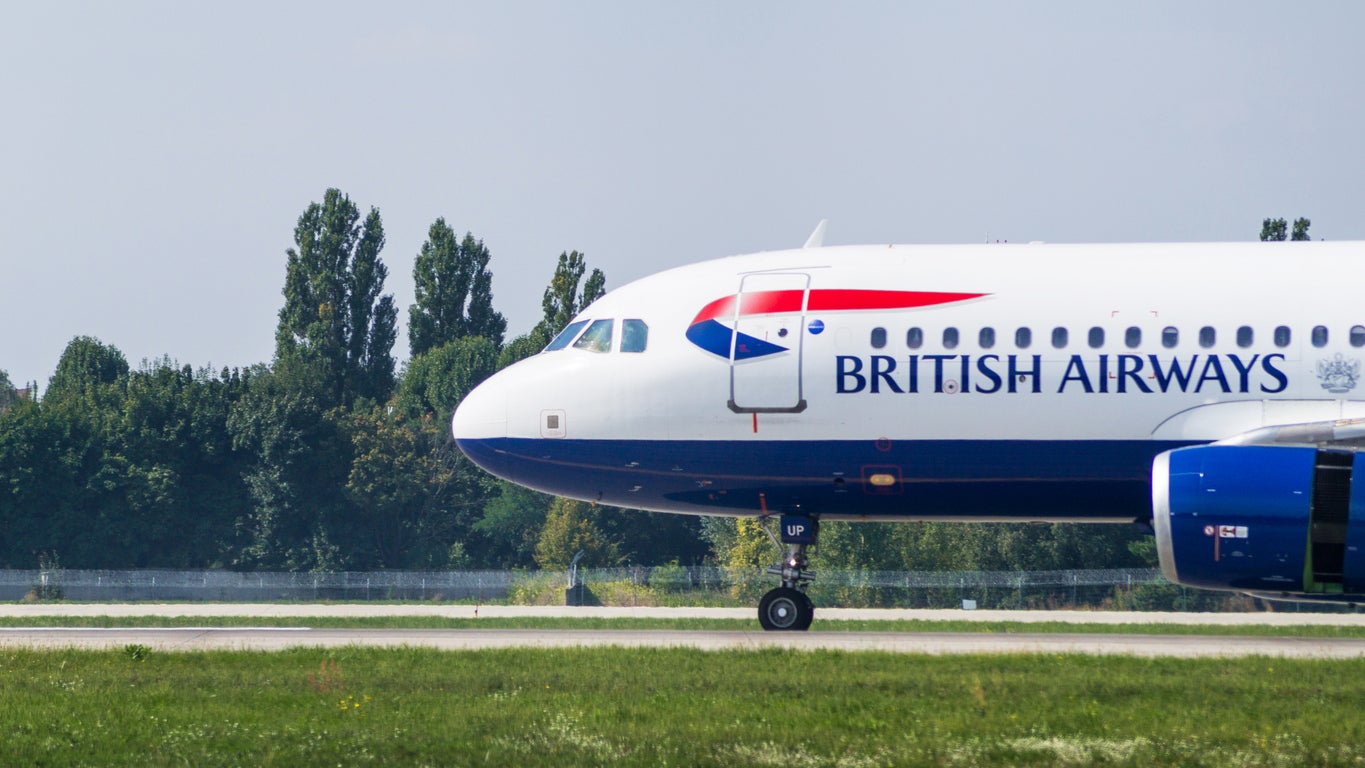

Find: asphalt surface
<box><xmin>3</xmin><ymin>604</ymin><xmax>1365</xmax><ymax>624</ymax></box>
<box><xmin>1</xmin><ymin>605</ymin><xmax>1363</xmax><ymax>656</ymax></box>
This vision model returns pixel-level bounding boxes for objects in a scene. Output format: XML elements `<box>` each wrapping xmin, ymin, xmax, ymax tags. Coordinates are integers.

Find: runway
<box><xmin>3</xmin><ymin>603</ymin><xmax>1365</xmax><ymax>657</ymax></box>
<box><xmin>4</xmin><ymin>603</ymin><xmax>1365</xmax><ymax>625</ymax></box>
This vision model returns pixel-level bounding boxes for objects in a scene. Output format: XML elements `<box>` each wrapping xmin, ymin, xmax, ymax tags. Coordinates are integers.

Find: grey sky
<box><xmin>2</xmin><ymin>2</ymin><xmax>1362</xmax><ymax>388</ymax></box>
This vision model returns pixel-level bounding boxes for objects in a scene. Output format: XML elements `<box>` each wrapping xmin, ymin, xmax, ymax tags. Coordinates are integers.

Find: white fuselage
<box><xmin>453</xmin><ymin>241</ymin><xmax>1365</xmax><ymax>522</ymax></box>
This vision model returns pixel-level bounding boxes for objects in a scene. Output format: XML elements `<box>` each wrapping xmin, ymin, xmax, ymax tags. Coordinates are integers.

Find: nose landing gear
<box><xmin>758</xmin><ymin>515</ymin><xmax>818</xmax><ymax>631</ymax></box>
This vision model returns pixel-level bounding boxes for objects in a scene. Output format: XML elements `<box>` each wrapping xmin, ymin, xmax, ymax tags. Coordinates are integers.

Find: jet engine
<box><xmin>1152</xmin><ymin>444</ymin><xmax>1365</xmax><ymax>602</ymax></box>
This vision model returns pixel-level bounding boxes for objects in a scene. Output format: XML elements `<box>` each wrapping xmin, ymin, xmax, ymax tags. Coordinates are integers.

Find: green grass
<box><xmin>5</xmin><ymin>614</ymin><xmax>1365</xmax><ymax>637</ymax></box>
<box><xmin>0</xmin><ymin>646</ymin><xmax>1362</xmax><ymax>766</ymax></box>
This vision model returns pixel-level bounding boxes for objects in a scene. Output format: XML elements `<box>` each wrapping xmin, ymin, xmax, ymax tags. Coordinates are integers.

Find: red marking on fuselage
<box><xmin>690</xmin><ymin>289</ymin><xmax>987</xmax><ymax>325</ymax></box>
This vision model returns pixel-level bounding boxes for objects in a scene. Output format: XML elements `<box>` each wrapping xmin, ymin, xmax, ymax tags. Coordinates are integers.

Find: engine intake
<box><xmin>1152</xmin><ymin>444</ymin><xmax>1365</xmax><ymax>600</ymax></box>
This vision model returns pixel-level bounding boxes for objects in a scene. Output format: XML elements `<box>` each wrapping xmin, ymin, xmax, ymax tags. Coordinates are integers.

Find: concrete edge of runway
<box><xmin>0</xmin><ymin>603</ymin><xmax>1363</xmax><ymax>625</ymax></box>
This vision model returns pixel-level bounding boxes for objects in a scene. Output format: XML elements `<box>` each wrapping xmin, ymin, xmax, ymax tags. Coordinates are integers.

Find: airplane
<box><xmin>452</xmin><ymin>228</ymin><xmax>1365</xmax><ymax>629</ymax></box>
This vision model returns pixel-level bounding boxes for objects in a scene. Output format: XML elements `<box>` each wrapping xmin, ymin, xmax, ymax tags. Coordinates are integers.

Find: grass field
<box><xmin>5</xmin><ymin>614</ymin><xmax>1365</xmax><ymax>637</ymax></box>
<box><xmin>2</xmin><ymin>646</ymin><xmax>1363</xmax><ymax>766</ymax></box>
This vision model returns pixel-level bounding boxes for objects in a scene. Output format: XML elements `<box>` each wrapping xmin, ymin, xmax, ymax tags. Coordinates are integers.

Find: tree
<box><xmin>496</xmin><ymin>251</ymin><xmax>608</xmax><ymax>371</ymax></box>
<box><xmin>394</xmin><ymin>336</ymin><xmax>499</xmax><ymax>424</ymax></box>
<box><xmin>534</xmin><ymin>497</ymin><xmax>622</xmax><ymax>568</ymax></box>
<box><xmin>408</xmin><ymin>220</ymin><xmax>507</xmax><ymax>356</ymax></box>
<box><xmin>45</xmin><ymin>336</ymin><xmax>128</xmax><ymax>404</ymax></box>
<box><xmin>226</xmin><ymin>359</ymin><xmax>352</xmax><ymax>570</ymax></box>
<box><xmin>496</xmin><ymin>331</ymin><xmax>552</xmax><ymax>371</ymax></box>
<box><xmin>1261</xmin><ymin>217</ymin><xmax>1312</xmax><ymax>242</ymax></box>
<box><xmin>473</xmin><ymin>481</ymin><xmax>552</xmax><ymax>567</ymax></box>
<box><xmin>343</xmin><ymin>407</ymin><xmax>464</xmax><ymax>568</ymax></box>
<box><xmin>535</xmin><ymin>250</ymin><xmax>606</xmax><ymax>340</ymax></box>
<box><xmin>0</xmin><ymin>369</ymin><xmax>15</xmax><ymax>413</ymax></box>
<box><xmin>275</xmin><ymin>188</ymin><xmax>398</xmax><ymax>407</ymax></box>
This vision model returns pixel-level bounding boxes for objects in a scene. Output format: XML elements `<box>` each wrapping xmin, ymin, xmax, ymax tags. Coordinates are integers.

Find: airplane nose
<box><xmin>451</xmin><ymin>378</ymin><xmax>508</xmax><ymax>442</ymax></box>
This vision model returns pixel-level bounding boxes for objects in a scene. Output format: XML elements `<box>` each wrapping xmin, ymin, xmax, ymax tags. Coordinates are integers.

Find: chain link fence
<box><xmin>0</xmin><ymin>566</ymin><xmax>1250</xmax><ymax>610</ymax></box>
<box><xmin>0</xmin><ymin>569</ymin><xmax>518</xmax><ymax>603</ymax></box>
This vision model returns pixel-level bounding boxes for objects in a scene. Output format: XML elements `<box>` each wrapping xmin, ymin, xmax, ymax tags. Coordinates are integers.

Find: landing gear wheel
<box><xmin>795</xmin><ymin>591</ymin><xmax>814</xmax><ymax>631</ymax></box>
<box><xmin>759</xmin><ymin>587</ymin><xmax>814</xmax><ymax>631</ymax></box>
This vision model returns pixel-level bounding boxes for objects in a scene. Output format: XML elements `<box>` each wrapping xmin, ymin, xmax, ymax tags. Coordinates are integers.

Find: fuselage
<box><xmin>453</xmin><ymin>241</ymin><xmax>1365</xmax><ymax>523</ymax></box>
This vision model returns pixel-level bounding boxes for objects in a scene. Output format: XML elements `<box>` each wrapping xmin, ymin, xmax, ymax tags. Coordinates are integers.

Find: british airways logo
<box><xmin>685</xmin><ymin>289</ymin><xmax>986</xmax><ymax>359</ymax></box>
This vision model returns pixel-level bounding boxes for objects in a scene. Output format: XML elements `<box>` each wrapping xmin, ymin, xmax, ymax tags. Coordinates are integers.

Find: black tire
<box><xmin>794</xmin><ymin>590</ymin><xmax>815</xmax><ymax>631</ymax></box>
<box><xmin>758</xmin><ymin>587</ymin><xmax>813</xmax><ymax>631</ymax></box>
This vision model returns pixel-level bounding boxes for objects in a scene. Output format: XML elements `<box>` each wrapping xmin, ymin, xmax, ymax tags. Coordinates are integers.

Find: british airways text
<box><xmin>835</xmin><ymin>354</ymin><xmax>1289</xmax><ymax>395</ymax></box>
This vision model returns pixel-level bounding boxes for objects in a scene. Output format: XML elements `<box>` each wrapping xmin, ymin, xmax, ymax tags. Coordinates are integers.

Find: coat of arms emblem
<box><xmin>1317</xmin><ymin>354</ymin><xmax>1361</xmax><ymax>394</ymax></box>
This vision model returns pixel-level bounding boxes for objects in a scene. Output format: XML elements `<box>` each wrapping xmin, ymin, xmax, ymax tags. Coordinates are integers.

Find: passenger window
<box><xmin>942</xmin><ymin>327</ymin><xmax>959</xmax><ymax>349</ymax></box>
<box><xmin>1015</xmin><ymin>327</ymin><xmax>1031</xmax><ymax>349</ymax></box>
<box><xmin>906</xmin><ymin>327</ymin><xmax>923</xmax><ymax>349</ymax></box>
<box><xmin>870</xmin><ymin>327</ymin><xmax>887</xmax><ymax>349</ymax></box>
<box><xmin>1352</xmin><ymin>326</ymin><xmax>1365</xmax><ymax>348</ymax></box>
<box><xmin>1162</xmin><ymin>327</ymin><xmax>1178</xmax><ymax>349</ymax></box>
<box><xmin>1236</xmin><ymin>326</ymin><xmax>1253</xmax><ymax>348</ymax></box>
<box><xmin>1313</xmin><ymin>326</ymin><xmax>1329</xmax><ymax>348</ymax></box>
<box><xmin>1088</xmin><ymin>327</ymin><xmax>1104</xmax><ymax>349</ymax></box>
<box><xmin>572</xmin><ymin>319</ymin><xmax>614</xmax><ymax>352</ymax></box>
<box><xmin>1051</xmin><ymin>327</ymin><xmax>1068</xmax><ymax>349</ymax></box>
<box><xmin>979</xmin><ymin>327</ymin><xmax>995</xmax><ymax>349</ymax></box>
<box><xmin>545</xmin><ymin>320</ymin><xmax>589</xmax><ymax>352</ymax></box>
<box><xmin>1199</xmin><ymin>326</ymin><xmax>1215</xmax><ymax>349</ymax></box>
<box><xmin>621</xmin><ymin>319</ymin><xmax>648</xmax><ymax>352</ymax></box>
<box><xmin>1274</xmin><ymin>326</ymin><xmax>1291</xmax><ymax>347</ymax></box>
<box><xmin>1125</xmin><ymin>327</ymin><xmax>1141</xmax><ymax>349</ymax></box>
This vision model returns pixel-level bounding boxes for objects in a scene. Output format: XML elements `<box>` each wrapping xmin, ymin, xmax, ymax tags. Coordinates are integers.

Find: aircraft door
<box><xmin>728</xmin><ymin>272</ymin><xmax>809</xmax><ymax>413</ymax></box>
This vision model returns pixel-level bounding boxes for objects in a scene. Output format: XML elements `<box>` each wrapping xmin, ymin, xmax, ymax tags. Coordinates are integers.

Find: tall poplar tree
<box><xmin>535</xmin><ymin>250</ymin><xmax>606</xmax><ymax>339</ymax></box>
<box><xmin>0</xmin><ymin>369</ymin><xmax>17</xmax><ymax>413</ymax></box>
<box><xmin>496</xmin><ymin>250</ymin><xmax>608</xmax><ymax>370</ymax></box>
<box><xmin>275</xmin><ymin>188</ymin><xmax>397</xmax><ymax>406</ymax></box>
<box><xmin>408</xmin><ymin>219</ymin><xmax>507</xmax><ymax>355</ymax></box>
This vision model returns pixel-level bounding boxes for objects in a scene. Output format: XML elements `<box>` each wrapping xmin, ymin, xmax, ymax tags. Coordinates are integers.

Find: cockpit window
<box><xmin>573</xmin><ymin>319</ymin><xmax>614</xmax><ymax>352</ymax></box>
<box><xmin>621</xmin><ymin>319</ymin><xmax>648</xmax><ymax>352</ymax></box>
<box><xmin>544</xmin><ymin>320</ymin><xmax>589</xmax><ymax>352</ymax></box>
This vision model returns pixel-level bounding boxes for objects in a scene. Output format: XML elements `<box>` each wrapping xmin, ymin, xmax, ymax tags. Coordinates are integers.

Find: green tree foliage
<box><xmin>45</xmin><ymin>336</ymin><xmax>129</xmax><ymax>405</ymax></box>
<box><xmin>473</xmin><ymin>481</ymin><xmax>553</xmax><ymax>568</ymax></box>
<box><xmin>533</xmin><ymin>498</ymin><xmax>622</xmax><ymax>569</ymax></box>
<box><xmin>275</xmin><ymin>188</ymin><xmax>397</xmax><ymax>407</ymax></box>
<box><xmin>0</xmin><ymin>369</ymin><xmax>16</xmax><ymax>413</ymax></box>
<box><xmin>814</xmin><ymin>521</ymin><xmax>1147</xmax><ymax>573</ymax></box>
<box><xmin>343</xmin><ymin>407</ymin><xmax>472</xmax><ymax>568</ymax></box>
<box><xmin>592</xmin><ymin>508</ymin><xmax>710</xmax><ymax>566</ymax></box>
<box><xmin>496</xmin><ymin>331</ymin><xmax>551</xmax><ymax>371</ymax></box>
<box><xmin>1260</xmin><ymin>217</ymin><xmax>1311</xmax><ymax>242</ymax></box>
<box><xmin>226</xmin><ymin>359</ymin><xmax>352</xmax><ymax>570</ymax></box>
<box><xmin>0</xmin><ymin>344</ymin><xmax>253</xmax><ymax>569</ymax></box>
<box><xmin>408</xmin><ymin>220</ymin><xmax>507</xmax><ymax>355</ymax></box>
<box><xmin>394</xmin><ymin>336</ymin><xmax>498</xmax><ymax>424</ymax></box>
<box><xmin>496</xmin><ymin>250</ymin><xmax>608</xmax><ymax>371</ymax></box>
<box><xmin>535</xmin><ymin>250</ymin><xmax>606</xmax><ymax>340</ymax></box>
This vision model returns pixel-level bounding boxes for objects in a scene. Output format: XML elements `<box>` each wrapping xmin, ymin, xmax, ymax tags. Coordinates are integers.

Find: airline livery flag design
<box><xmin>685</xmin><ymin>289</ymin><xmax>987</xmax><ymax>359</ymax></box>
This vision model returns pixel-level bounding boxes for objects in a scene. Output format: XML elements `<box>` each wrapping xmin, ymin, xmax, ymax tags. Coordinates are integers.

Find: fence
<box><xmin>0</xmin><ymin>569</ymin><xmax>519</xmax><ymax>603</ymax></box>
<box><xmin>0</xmin><ymin>566</ymin><xmax>1224</xmax><ymax>609</ymax></box>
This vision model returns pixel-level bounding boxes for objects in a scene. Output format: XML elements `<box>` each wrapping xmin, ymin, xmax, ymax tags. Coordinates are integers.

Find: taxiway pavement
<box><xmin>1</xmin><ymin>605</ymin><xmax>1363</xmax><ymax>657</ymax></box>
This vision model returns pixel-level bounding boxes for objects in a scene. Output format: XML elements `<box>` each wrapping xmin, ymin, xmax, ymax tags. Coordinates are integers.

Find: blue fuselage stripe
<box><xmin>456</xmin><ymin>438</ymin><xmax>1197</xmax><ymax>521</ymax></box>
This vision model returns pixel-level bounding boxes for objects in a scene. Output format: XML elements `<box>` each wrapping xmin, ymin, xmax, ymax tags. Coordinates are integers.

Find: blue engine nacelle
<box><xmin>1153</xmin><ymin>444</ymin><xmax>1365</xmax><ymax>602</ymax></box>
